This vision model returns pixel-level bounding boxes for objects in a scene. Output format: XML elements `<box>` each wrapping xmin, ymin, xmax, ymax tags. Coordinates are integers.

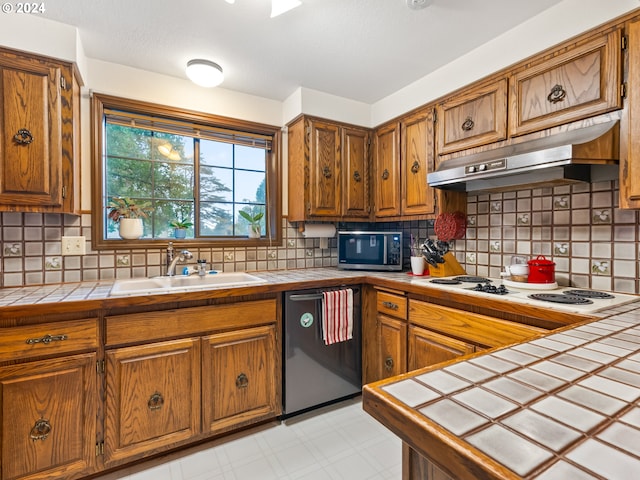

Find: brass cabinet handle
<box><xmin>26</xmin><ymin>334</ymin><xmax>68</xmax><ymax>345</ymax></box>
<box><xmin>30</xmin><ymin>418</ymin><xmax>51</xmax><ymax>441</ymax></box>
<box><xmin>381</xmin><ymin>168</ymin><xmax>390</xmax><ymax>180</ymax></box>
<box><xmin>14</xmin><ymin>128</ymin><xmax>33</xmax><ymax>145</ymax></box>
<box><xmin>384</xmin><ymin>356</ymin><xmax>394</xmax><ymax>371</ymax></box>
<box><xmin>547</xmin><ymin>84</ymin><xmax>566</xmax><ymax>104</ymax></box>
<box><xmin>461</xmin><ymin>117</ymin><xmax>475</xmax><ymax>131</ymax></box>
<box><xmin>148</xmin><ymin>392</ymin><xmax>164</xmax><ymax>410</ymax></box>
<box><xmin>236</xmin><ymin>373</ymin><xmax>249</xmax><ymax>388</ymax></box>
<box><xmin>382</xmin><ymin>301</ymin><xmax>398</xmax><ymax>310</ymax></box>
<box><xmin>353</xmin><ymin>170</ymin><xmax>361</xmax><ymax>182</ymax></box>
<box><xmin>322</xmin><ymin>166</ymin><xmax>332</xmax><ymax>179</ymax></box>
<box><xmin>411</xmin><ymin>161</ymin><xmax>420</xmax><ymax>174</ymax></box>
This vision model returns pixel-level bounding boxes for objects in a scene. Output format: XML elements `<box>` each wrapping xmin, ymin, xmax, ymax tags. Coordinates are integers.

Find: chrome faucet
<box><xmin>166</xmin><ymin>249</ymin><xmax>193</xmax><ymax>276</ymax></box>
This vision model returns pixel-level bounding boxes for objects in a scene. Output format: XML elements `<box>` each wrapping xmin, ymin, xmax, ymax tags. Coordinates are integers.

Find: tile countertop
<box><xmin>363</xmin><ymin>301</ymin><xmax>640</xmax><ymax>480</ymax></box>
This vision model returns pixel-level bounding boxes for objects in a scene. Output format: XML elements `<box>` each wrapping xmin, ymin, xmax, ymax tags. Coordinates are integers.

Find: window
<box><xmin>91</xmin><ymin>94</ymin><xmax>281</xmax><ymax>249</ymax></box>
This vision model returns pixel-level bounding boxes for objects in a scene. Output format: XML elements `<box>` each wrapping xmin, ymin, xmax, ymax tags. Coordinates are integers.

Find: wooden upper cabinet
<box><xmin>308</xmin><ymin>119</ymin><xmax>341</xmax><ymax>217</ymax></box>
<box><xmin>621</xmin><ymin>20</ymin><xmax>640</xmax><ymax>209</ymax></box>
<box><xmin>287</xmin><ymin>116</ymin><xmax>370</xmax><ymax>221</ymax></box>
<box><xmin>373</xmin><ymin>122</ymin><xmax>401</xmax><ymax>217</ymax></box>
<box><xmin>342</xmin><ymin>127</ymin><xmax>370</xmax><ymax>217</ymax></box>
<box><xmin>0</xmin><ymin>47</ymin><xmax>81</xmax><ymax>213</ymax></box>
<box><xmin>401</xmin><ymin>108</ymin><xmax>436</xmax><ymax>216</ymax></box>
<box><xmin>509</xmin><ymin>28</ymin><xmax>623</xmax><ymax>137</ymax></box>
<box><xmin>435</xmin><ymin>78</ymin><xmax>508</xmax><ymax>156</ymax></box>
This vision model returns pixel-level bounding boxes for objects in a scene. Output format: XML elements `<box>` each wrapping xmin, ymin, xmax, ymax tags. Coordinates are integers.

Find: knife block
<box><xmin>429</xmin><ymin>252</ymin><xmax>466</xmax><ymax>277</ymax></box>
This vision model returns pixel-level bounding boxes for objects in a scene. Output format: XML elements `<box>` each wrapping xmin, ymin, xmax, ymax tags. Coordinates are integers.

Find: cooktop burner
<box><xmin>471</xmin><ymin>283</ymin><xmax>509</xmax><ymax>295</ymax></box>
<box><xmin>529</xmin><ymin>293</ymin><xmax>593</xmax><ymax>305</ymax></box>
<box><xmin>430</xmin><ymin>279</ymin><xmax>462</xmax><ymax>285</ymax></box>
<box><xmin>563</xmin><ymin>290</ymin><xmax>615</xmax><ymax>299</ymax></box>
<box><xmin>454</xmin><ymin>276</ymin><xmax>491</xmax><ymax>283</ymax></box>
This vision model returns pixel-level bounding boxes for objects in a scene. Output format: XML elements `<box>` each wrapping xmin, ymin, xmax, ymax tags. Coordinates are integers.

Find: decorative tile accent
<box><xmin>490</xmin><ymin>201</ymin><xmax>502</xmax><ymax>213</ymax></box>
<box><xmin>592</xmin><ymin>209</ymin><xmax>611</xmax><ymax>224</ymax></box>
<box><xmin>44</xmin><ymin>256</ymin><xmax>61</xmax><ymax>270</ymax></box>
<box><xmin>554</xmin><ymin>242</ymin><xmax>569</xmax><ymax>256</ymax></box>
<box><xmin>116</xmin><ymin>255</ymin><xmax>130</xmax><ymax>267</ymax></box>
<box><xmin>465</xmin><ymin>252</ymin><xmax>476</xmax><ymax>263</ymax></box>
<box><xmin>489</xmin><ymin>241</ymin><xmax>501</xmax><ymax>252</ymax></box>
<box><xmin>3</xmin><ymin>243</ymin><xmax>21</xmax><ymax>256</ymax></box>
<box><xmin>517</xmin><ymin>213</ymin><xmax>530</xmax><ymax>225</ymax></box>
<box><xmin>554</xmin><ymin>195</ymin><xmax>570</xmax><ymax>209</ymax></box>
<box><xmin>591</xmin><ymin>260</ymin><xmax>610</xmax><ymax>275</ymax></box>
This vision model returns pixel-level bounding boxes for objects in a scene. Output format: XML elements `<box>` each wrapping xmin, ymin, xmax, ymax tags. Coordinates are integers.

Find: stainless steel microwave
<box><xmin>337</xmin><ymin>231</ymin><xmax>402</xmax><ymax>271</ymax></box>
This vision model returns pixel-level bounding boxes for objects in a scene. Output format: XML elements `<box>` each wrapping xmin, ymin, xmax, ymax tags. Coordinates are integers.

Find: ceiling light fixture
<box><xmin>186</xmin><ymin>59</ymin><xmax>224</xmax><ymax>88</ymax></box>
<box><xmin>406</xmin><ymin>0</ymin><xmax>433</xmax><ymax>10</ymax></box>
<box><xmin>270</xmin><ymin>0</ymin><xmax>301</xmax><ymax>18</ymax></box>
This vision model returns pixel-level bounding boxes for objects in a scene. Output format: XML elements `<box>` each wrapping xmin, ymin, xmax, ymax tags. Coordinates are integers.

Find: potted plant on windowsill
<box><xmin>169</xmin><ymin>218</ymin><xmax>193</xmax><ymax>239</ymax></box>
<box><xmin>107</xmin><ymin>197</ymin><xmax>153</xmax><ymax>239</ymax></box>
<box><xmin>239</xmin><ymin>210</ymin><xmax>264</xmax><ymax>239</ymax></box>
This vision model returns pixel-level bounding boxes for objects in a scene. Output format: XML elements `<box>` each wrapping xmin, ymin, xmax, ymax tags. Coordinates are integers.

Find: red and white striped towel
<box><xmin>321</xmin><ymin>289</ymin><xmax>354</xmax><ymax>345</ymax></box>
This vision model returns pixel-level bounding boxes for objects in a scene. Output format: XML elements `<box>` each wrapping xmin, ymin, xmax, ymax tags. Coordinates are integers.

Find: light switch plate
<box><xmin>61</xmin><ymin>236</ymin><xmax>86</xmax><ymax>255</ymax></box>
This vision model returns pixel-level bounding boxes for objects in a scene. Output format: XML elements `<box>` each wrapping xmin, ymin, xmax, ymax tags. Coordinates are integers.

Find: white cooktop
<box><xmin>410</xmin><ymin>276</ymin><xmax>639</xmax><ymax>314</ymax></box>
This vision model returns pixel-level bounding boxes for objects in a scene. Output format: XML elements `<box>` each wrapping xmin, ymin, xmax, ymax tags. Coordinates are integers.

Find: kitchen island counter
<box><xmin>363</xmin><ymin>301</ymin><xmax>640</xmax><ymax>479</ymax></box>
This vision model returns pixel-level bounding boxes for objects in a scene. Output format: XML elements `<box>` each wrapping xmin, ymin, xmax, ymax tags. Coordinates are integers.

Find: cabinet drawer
<box><xmin>509</xmin><ymin>29</ymin><xmax>622</xmax><ymax>137</ymax></box>
<box><xmin>106</xmin><ymin>299</ymin><xmax>277</xmax><ymax>346</ymax></box>
<box><xmin>377</xmin><ymin>291</ymin><xmax>407</xmax><ymax>320</ymax></box>
<box><xmin>409</xmin><ymin>300</ymin><xmax>544</xmax><ymax>348</ymax></box>
<box><xmin>0</xmin><ymin>319</ymin><xmax>98</xmax><ymax>362</ymax></box>
<box><xmin>436</xmin><ymin>78</ymin><xmax>508</xmax><ymax>156</ymax></box>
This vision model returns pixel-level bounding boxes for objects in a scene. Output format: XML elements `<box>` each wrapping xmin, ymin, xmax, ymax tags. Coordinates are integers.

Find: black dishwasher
<box><xmin>282</xmin><ymin>287</ymin><xmax>362</xmax><ymax>417</ymax></box>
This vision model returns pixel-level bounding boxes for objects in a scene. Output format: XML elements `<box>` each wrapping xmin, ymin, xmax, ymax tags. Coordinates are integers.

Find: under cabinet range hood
<box><xmin>427</xmin><ymin>121</ymin><xmax>620</xmax><ymax>193</ymax></box>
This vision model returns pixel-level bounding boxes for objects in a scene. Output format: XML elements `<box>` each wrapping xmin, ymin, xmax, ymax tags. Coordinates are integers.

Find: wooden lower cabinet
<box><xmin>378</xmin><ymin>314</ymin><xmax>407</xmax><ymax>381</ymax></box>
<box><xmin>408</xmin><ymin>326</ymin><xmax>475</xmax><ymax>371</ymax></box>
<box><xmin>203</xmin><ymin>325</ymin><xmax>278</xmax><ymax>434</ymax></box>
<box><xmin>104</xmin><ymin>338</ymin><xmax>201</xmax><ymax>467</ymax></box>
<box><xmin>0</xmin><ymin>353</ymin><xmax>97</xmax><ymax>480</ymax></box>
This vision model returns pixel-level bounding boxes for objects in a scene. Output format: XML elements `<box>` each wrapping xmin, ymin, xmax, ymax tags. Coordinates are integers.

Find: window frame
<box><xmin>91</xmin><ymin>93</ymin><xmax>282</xmax><ymax>250</ymax></box>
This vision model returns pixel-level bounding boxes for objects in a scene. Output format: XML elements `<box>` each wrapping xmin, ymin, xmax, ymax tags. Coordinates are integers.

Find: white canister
<box><xmin>410</xmin><ymin>256</ymin><xmax>425</xmax><ymax>275</ymax></box>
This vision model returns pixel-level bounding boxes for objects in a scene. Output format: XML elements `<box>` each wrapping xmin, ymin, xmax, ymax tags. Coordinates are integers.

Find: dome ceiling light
<box><xmin>270</xmin><ymin>0</ymin><xmax>301</xmax><ymax>17</ymax></box>
<box><xmin>224</xmin><ymin>0</ymin><xmax>301</xmax><ymax>18</ymax></box>
<box><xmin>185</xmin><ymin>59</ymin><xmax>224</xmax><ymax>87</ymax></box>
<box><xmin>406</xmin><ymin>0</ymin><xmax>433</xmax><ymax>10</ymax></box>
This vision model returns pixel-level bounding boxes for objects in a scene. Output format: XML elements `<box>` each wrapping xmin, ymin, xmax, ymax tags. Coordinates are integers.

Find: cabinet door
<box><xmin>436</xmin><ymin>78</ymin><xmax>507</xmax><ymax>157</ymax></box>
<box><xmin>0</xmin><ymin>353</ymin><xmax>97</xmax><ymax>480</ymax></box>
<box><xmin>0</xmin><ymin>54</ymin><xmax>62</xmax><ymax>207</ymax></box>
<box><xmin>202</xmin><ymin>325</ymin><xmax>278</xmax><ymax>434</ymax></box>
<box><xmin>104</xmin><ymin>338</ymin><xmax>201</xmax><ymax>467</ymax></box>
<box><xmin>621</xmin><ymin>20</ymin><xmax>640</xmax><ymax>209</ymax></box>
<box><xmin>342</xmin><ymin>127</ymin><xmax>370</xmax><ymax>218</ymax></box>
<box><xmin>509</xmin><ymin>29</ymin><xmax>622</xmax><ymax>137</ymax></box>
<box><xmin>309</xmin><ymin>120</ymin><xmax>341</xmax><ymax>216</ymax></box>
<box><xmin>374</xmin><ymin>123</ymin><xmax>400</xmax><ymax>217</ymax></box>
<box><xmin>408</xmin><ymin>326</ymin><xmax>474</xmax><ymax>371</ymax></box>
<box><xmin>377</xmin><ymin>314</ymin><xmax>407</xmax><ymax>381</ymax></box>
<box><xmin>401</xmin><ymin>109</ymin><xmax>436</xmax><ymax>216</ymax></box>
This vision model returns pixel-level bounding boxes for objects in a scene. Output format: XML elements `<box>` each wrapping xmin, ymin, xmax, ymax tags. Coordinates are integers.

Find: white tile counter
<box><xmin>364</xmin><ymin>302</ymin><xmax>640</xmax><ymax>479</ymax></box>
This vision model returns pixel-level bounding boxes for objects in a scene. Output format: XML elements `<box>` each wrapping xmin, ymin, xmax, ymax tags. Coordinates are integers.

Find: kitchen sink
<box><xmin>110</xmin><ymin>272</ymin><xmax>267</xmax><ymax>296</ymax></box>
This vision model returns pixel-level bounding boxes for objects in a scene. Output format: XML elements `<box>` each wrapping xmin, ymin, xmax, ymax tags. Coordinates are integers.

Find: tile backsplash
<box><xmin>457</xmin><ymin>180</ymin><xmax>639</xmax><ymax>294</ymax></box>
<box><xmin>1</xmin><ymin>180</ymin><xmax>639</xmax><ymax>294</ymax></box>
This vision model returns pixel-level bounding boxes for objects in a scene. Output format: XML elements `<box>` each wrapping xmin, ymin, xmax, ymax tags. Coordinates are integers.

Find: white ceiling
<box><xmin>40</xmin><ymin>0</ymin><xmax>566</xmax><ymax>104</ymax></box>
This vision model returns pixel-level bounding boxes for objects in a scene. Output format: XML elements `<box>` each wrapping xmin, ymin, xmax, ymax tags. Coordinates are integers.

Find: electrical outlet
<box><xmin>61</xmin><ymin>236</ymin><xmax>86</xmax><ymax>255</ymax></box>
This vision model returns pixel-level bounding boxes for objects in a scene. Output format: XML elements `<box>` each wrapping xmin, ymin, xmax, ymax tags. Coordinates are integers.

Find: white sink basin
<box><xmin>110</xmin><ymin>272</ymin><xmax>267</xmax><ymax>296</ymax></box>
